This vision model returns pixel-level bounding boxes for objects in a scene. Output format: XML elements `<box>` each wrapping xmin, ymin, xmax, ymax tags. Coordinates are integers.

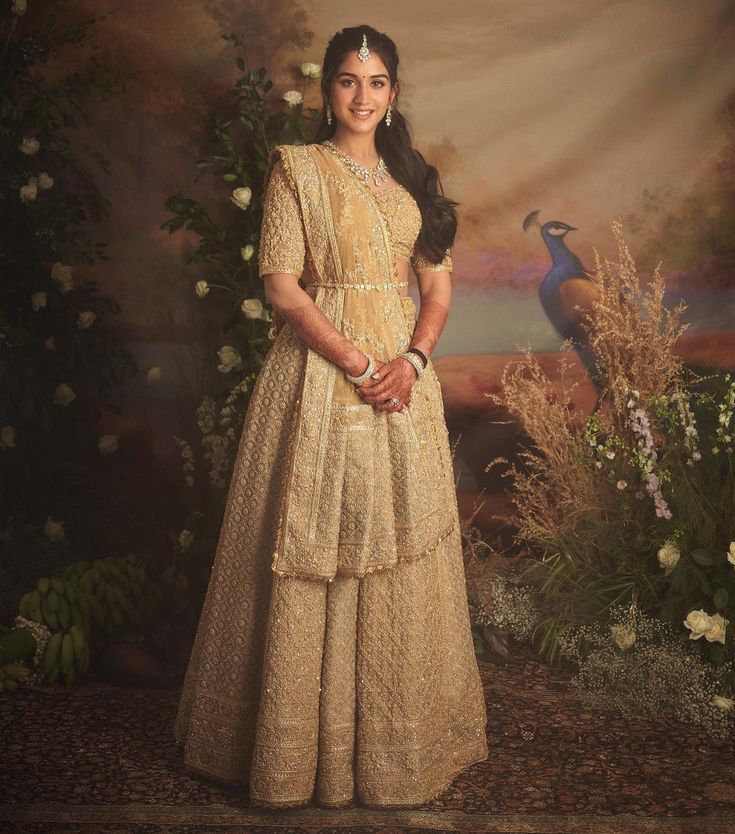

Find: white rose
<box><xmin>51</xmin><ymin>262</ymin><xmax>74</xmax><ymax>293</ymax></box>
<box><xmin>37</xmin><ymin>172</ymin><xmax>54</xmax><ymax>190</ymax></box>
<box><xmin>610</xmin><ymin>624</ymin><xmax>636</xmax><ymax>650</ymax></box>
<box><xmin>616</xmin><ymin>479</ymin><xmax>627</xmax><ymax>490</ymax></box>
<box><xmin>260</xmin><ymin>307</ymin><xmax>271</xmax><ymax>321</ymax></box>
<box><xmin>44</xmin><ymin>335</ymin><xmax>55</xmax><ymax>350</ymax></box>
<box><xmin>282</xmin><ymin>90</ymin><xmax>303</xmax><ymax>108</ymax></box>
<box><xmin>179</xmin><ymin>529</ymin><xmax>193</xmax><ymax>550</ymax></box>
<box><xmin>704</xmin><ymin>613</ymin><xmax>729</xmax><ymax>645</ymax></box>
<box><xmin>31</xmin><ymin>291</ymin><xmax>47</xmax><ymax>311</ymax></box>
<box><xmin>230</xmin><ymin>187</ymin><xmax>252</xmax><ymax>210</ymax></box>
<box><xmin>195</xmin><ymin>280</ymin><xmax>210</xmax><ymax>298</ymax></box>
<box><xmin>98</xmin><ymin>435</ymin><xmax>119</xmax><ymax>455</ymax></box>
<box><xmin>711</xmin><ymin>695</ymin><xmax>735</xmax><ymax>712</ymax></box>
<box><xmin>0</xmin><ymin>425</ymin><xmax>16</xmax><ymax>449</ymax></box>
<box><xmin>19</xmin><ymin>136</ymin><xmax>38</xmax><ymax>154</ymax></box>
<box><xmin>44</xmin><ymin>516</ymin><xmax>65</xmax><ymax>541</ymax></box>
<box><xmin>20</xmin><ymin>182</ymin><xmax>38</xmax><ymax>202</ymax></box>
<box><xmin>684</xmin><ymin>609</ymin><xmax>712</xmax><ymax>640</ymax></box>
<box><xmin>300</xmin><ymin>62</ymin><xmax>321</xmax><ymax>79</ymax></box>
<box><xmin>147</xmin><ymin>366</ymin><xmax>163</xmax><ymax>383</ymax></box>
<box><xmin>657</xmin><ymin>540</ymin><xmax>680</xmax><ymax>576</ymax></box>
<box><xmin>53</xmin><ymin>383</ymin><xmax>76</xmax><ymax>406</ymax></box>
<box><xmin>240</xmin><ymin>244</ymin><xmax>254</xmax><ymax>261</ymax></box>
<box><xmin>240</xmin><ymin>298</ymin><xmax>263</xmax><ymax>319</ymax></box>
<box><xmin>727</xmin><ymin>541</ymin><xmax>735</xmax><ymax>566</ymax></box>
<box><xmin>76</xmin><ymin>311</ymin><xmax>96</xmax><ymax>329</ymax></box>
<box><xmin>217</xmin><ymin>345</ymin><xmax>243</xmax><ymax>373</ymax></box>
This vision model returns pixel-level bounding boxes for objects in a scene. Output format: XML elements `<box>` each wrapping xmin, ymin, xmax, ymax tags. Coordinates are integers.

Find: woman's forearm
<box><xmin>411</xmin><ymin>281</ymin><xmax>451</xmax><ymax>359</ymax></box>
<box><xmin>267</xmin><ymin>281</ymin><xmax>368</xmax><ymax>377</ymax></box>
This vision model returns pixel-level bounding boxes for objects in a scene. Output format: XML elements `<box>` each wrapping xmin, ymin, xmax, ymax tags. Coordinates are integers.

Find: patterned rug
<box><xmin>1</xmin><ymin>644</ymin><xmax>732</xmax><ymax>833</ymax></box>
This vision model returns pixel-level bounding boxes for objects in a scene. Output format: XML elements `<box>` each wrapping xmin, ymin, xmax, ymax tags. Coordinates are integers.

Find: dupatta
<box><xmin>262</xmin><ymin>143</ymin><xmax>458</xmax><ymax>581</ymax></box>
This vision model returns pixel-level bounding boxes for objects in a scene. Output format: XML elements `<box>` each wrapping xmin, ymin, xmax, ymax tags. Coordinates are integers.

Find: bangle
<box><xmin>345</xmin><ymin>354</ymin><xmax>376</xmax><ymax>385</ymax></box>
<box><xmin>399</xmin><ymin>351</ymin><xmax>424</xmax><ymax>379</ymax></box>
<box><xmin>408</xmin><ymin>347</ymin><xmax>428</xmax><ymax>368</ymax></box>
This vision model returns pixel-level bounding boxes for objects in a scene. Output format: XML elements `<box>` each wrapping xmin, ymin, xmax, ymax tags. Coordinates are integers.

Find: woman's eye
<box><xmin>340</xmin><ymin>79</ymin><xmax>385</xmax><ymax>87</ymax></box>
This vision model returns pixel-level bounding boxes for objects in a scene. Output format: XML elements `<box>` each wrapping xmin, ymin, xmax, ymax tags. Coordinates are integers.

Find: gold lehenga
<box><xmin>173</xmin><ymin>142</ymin><xmax>489</xmax><ymax>807</ymax></box>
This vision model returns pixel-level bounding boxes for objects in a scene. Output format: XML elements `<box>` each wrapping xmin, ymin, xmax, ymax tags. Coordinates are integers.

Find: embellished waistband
<box><xmin>305</xmin><ymin>281</ymin><xmax>409</xmax><ymax>290</ymax></box>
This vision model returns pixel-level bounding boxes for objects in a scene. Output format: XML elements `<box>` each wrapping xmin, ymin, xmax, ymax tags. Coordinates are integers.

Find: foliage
<box><xmin>0</xmin><ymin>1</ymin><xmax>137</xmax><ymax>600</ymax></box>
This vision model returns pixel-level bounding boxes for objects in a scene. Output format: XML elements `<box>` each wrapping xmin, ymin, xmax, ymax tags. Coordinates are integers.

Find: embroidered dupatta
<box><xmin>260</xmin><ymin>143</ymin><xmax>458</xmax><ymax>581</ymax></box>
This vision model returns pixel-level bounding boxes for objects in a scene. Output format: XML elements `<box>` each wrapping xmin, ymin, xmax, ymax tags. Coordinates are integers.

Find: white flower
<box><xmin>179</xmin><ymin>529</ymin><xmax>194</xmax><ymax>551</ymax></box>
<box><xmin>37</xmin><ymin>172</ymin><xmax>54</xmax><ymax>190</ymax></box>
<box><xmin>11</xmin><ymin>0</ymin><xmax>27</xmax><ymax>14</ymax></box>
<box><xmin>240</xmin><ymin>244</ymin><xmax>254</xmax><ymax>261</ymax></box>
<box><xmin>606</xmin><ymin>450</ymin><xmax>616</xmax><ymax>459</ymax></box>
<box><xmin>657</xmin><ymin>540</ymin><xmax>680</xmax><ymax>575</ymax></box>
<box><xmin>0</xmin><ymin>426</ymin><xmax>17</xmax><ymax>449</ymax></box>
<box><xmin>711</xmin><ymin>695</ymin><xmax>735</xmax><ymax>712</ymax></box>
<box><xmin>684</xmin><ymin>609</ymin><xmax>711</xmax><ymax>639</ymax></box>
<box><xmin>147</xmin><ymin>366</ymin><xmax>163</xmax><ymax>383</ymax></box>
<box><xmin>704</xmin><ymin>613</ymin><xmax>729</xmax><ymax>645</ymax></box>
<box><xmin>53</xmin><ymin>383</ymin><xmax>76</xmax><ymax>406</ymax></box>
<box><xmin>594</xmin><ymin>461</ymin><xmax>603</xmax><ymax>469</ymax></box>
<box><xmin>230</xmin><ymin>187</ymin><xmax>252</xmax><ymax>210</ymax></box>
<box><xmin>51</xmin><ymin>262</ymin><xmax>74</xmax><ymax>293</ymax></box>
<box><xmin>631</xmin><ymin>389</ymin><xmax>640</xmax><ymax>398</ymax></box>
<box><xmin>282</xmin><ymin>90</ymin><xmax>303</xmax><ymax>108</ymax></box>
<box><xmin>719</xmin><ymin>412</ymin><xmax>729</xmax><ymax>425</ymax></box>
<box><xmin>610</xmin><ymin>623</ymin><xmax>636</xmax><ymax>650</ymax></box>
<box><xmin>76</xmin><ymin>310</ymin><xmax>96</xmax><ymax>329</ymax></box>
<box><xmin>19</xmin><ymin>136</ymin><xmax>39</xmax><ymax>154</ymax></box>
<box><xmin>44</xmin><ymin>335</ymin><xmax>55</xmax><ymax>350</ymax></box>
<box><xmin>44</xmin><ymin>516</ymin><xmax>65</xmax><ymax>541</ymax></box>
<box><xmin>241</xmin><ymin>298</ymin><xmax>263</xmax><ymax>319</ymax></box>
<box><xmin>217</xmin><ymin>345</ymin><xmax>243</xmax><ymax>373</ymax></box>
<box><xmin>300</xmin><ymin>62</ymin><xmax>321</xmax><ymax>79</ymax></box>
<box><xmin>616</xmin><ymin>479</ymin><xmax>627</xmax><ymax>490</ymax></box>
<box><xmin>31</xmin><ymin>291</ymin><xmax>47</xmax><ymax>311</ymax></box>
<box><xmin>98</xmin><ymin>435</ymin><xmax>119</xmax><ymax>455</ymax></box>
<box><xmin>195</xmin><ymin>280</ymin><xmax>210</xmax><ymax>298</ymax></box>
<box><xmin>727</xmin><ymin>542</ymin><xmax>735</xmax><ymax>567</ymax></box>
<box><xmin>20</xmin><ymin>181</ymin><xmax>38</xmax><ymax>202</ymax></box>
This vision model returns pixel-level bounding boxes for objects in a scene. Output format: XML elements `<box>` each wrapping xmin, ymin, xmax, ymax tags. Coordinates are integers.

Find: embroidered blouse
<box><xmin>258</xmin><ymin>157</ymin><xmax>453</xmax><ymax>278</ymax></box>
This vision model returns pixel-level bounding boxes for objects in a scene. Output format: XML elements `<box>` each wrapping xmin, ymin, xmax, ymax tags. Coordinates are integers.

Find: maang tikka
<box><xmin>357</xmin><ymin>33</ymin><xmax>371</xmax><ymax>62</ymax></box>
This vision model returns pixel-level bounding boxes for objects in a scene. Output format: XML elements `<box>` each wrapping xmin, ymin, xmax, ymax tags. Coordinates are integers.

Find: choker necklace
<box><xmin>321</xmin><ymin>139</ymin><xmax>391</xmax><ymax>187</ymax></box>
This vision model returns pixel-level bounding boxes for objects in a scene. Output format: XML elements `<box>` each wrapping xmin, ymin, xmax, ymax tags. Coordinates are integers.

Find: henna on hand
<box><xmin>358</xmin><ymin>357</ymin><xmax>416</xmax><ymax>412</ymax></box>
<box><xmin>277</xmin><ymin>298</ymin><xmax>367</xmax><ymax>376</ymax></box>
<box><xmin>410</xmin><ymin>297</ymin><xmax>449</xmax><ymax>358</ymax></box>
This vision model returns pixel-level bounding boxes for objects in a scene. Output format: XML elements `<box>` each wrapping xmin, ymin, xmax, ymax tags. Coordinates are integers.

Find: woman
<box><xmin>174</xmin><ymin>24</ymin><xmax>488</xmax><ymax>809</ymax></box>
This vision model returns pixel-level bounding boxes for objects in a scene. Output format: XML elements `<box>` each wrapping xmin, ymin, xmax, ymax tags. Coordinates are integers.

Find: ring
<box><xmin>390</xmin><ymin>397</ymin><xmax>400</xmax><ymax>406</ymax></box>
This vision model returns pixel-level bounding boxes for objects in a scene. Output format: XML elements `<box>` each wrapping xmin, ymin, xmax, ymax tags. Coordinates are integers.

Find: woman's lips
<box><xmin>350</xmin><ymin>109</ymin><xmax>374</xmax><ymax>119</ymax></box>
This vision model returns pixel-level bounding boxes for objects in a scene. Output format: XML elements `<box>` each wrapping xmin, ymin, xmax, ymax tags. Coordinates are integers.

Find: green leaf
<box><xmin>709</xmin><ymin>644</ymin><xmax>725</xmax><ymax>665</ymax></box>
<box><xmin>713</xmin><ymin>586</ymin><xmax>729</xmax><ymax>609</ymax></box>
<box><xmin>222</xmin><ymin>173</ymin><xmax>238</xmax><ymax>182</ymax></box>
<box><xmin>691</xmin><ymin>548</ymin><xmax>713</xmax><ymax>566</ymax></box>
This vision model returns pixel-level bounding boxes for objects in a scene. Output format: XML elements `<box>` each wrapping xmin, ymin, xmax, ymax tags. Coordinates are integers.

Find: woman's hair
<box><xmin>313</xmin><ymin>24</ymin><xmax>458</xmax><ymax>265</ymax></box>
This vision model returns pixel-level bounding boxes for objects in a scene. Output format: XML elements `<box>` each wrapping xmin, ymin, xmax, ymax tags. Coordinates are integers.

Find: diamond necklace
<box><xmin>321</xmin><ymin>139</ymin><xmax>391</xmax><ymax>187</ymax></box>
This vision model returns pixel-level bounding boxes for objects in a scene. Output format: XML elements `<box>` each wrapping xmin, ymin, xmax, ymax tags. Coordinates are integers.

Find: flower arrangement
<box><xmin>487</xmin><ymin>220</ymin><xmax>735</xmax><ymax>728</ymax></box>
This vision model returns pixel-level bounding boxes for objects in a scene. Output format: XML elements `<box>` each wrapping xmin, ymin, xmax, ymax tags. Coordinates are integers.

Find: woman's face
<box><xmin>327</xmin><ymin>49</ymin><xmax>396</xmax><ymax>135</ymax></box>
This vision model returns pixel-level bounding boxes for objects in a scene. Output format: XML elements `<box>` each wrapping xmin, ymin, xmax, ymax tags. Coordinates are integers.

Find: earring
<box><xmin>385</xmin><ymin>104</ymin><xmax>392</xmax><ymax>126</ymax></box>
<box><xmin>326</xmin><ymin>103</ymin><xmax>332</xmax><ymax>125</ymax></box>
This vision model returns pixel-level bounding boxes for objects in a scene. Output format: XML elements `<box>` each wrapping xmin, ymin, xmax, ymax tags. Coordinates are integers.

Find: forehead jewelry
<box><xmin>357</xmin><ymin>33</ymin><xmax>371</xmax><ymax>62</ymax></box>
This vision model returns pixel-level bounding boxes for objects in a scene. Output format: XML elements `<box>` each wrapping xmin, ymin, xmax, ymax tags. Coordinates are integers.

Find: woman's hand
<box><xmin>357</xmin><ymin>357</ymin><xmax>417</xmax><ymax>413</ymax></box>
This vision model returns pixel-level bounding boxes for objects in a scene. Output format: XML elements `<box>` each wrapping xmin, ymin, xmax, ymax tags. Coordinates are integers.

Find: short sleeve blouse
<box><xmin>258</xmin><ymin>156</ymin><xmax>306</xmax><ymax>278</ymax></box>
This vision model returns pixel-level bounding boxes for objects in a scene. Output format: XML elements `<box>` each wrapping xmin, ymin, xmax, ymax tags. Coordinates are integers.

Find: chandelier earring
<box><xmin>385</xmin><ymin>104</ymin><xmax>392</xmax><ymax>126</ymax></box>
<box><xmin>326</xmin><ymin>102</ymin><xmax>332</xmax><ymax>125</ymax></box>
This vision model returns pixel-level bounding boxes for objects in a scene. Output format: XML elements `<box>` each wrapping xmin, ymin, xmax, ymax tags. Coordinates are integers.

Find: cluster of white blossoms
<box><xmin>670</xmin><ymin>391</ymin><xmax>701</xmax><ymax>466</ymax></box>
<box><xmin>684</xmin><ymin>609</ymin><xmax>729</xmax><ymax>645</ymax></box>
<box><xmin>713</xmin><ymin>373</ymin><xmax>735</xmax><ymax>456</ymax></box>
<box><xmin>19</xmin><ymin>173</ymin><xmax>54</xmax><ymax>202</ymax></box>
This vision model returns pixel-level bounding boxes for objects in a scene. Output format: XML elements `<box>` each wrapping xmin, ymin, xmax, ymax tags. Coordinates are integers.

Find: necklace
<box><xmin>321</xmin><ymin>139</ymin><xmax>391</xmax><ymax>187</ymax></box>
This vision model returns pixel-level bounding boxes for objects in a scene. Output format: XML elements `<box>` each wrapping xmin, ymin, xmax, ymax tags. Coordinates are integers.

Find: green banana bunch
<box><xmin>39</xmin><ymin>624</ymin><xmax>88</xmax><ymax>688</ymax></box>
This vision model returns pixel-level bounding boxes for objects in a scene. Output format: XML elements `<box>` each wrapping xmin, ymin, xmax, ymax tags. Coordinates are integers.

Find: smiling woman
<box><xmin>173</xmin><ymin>24</ymin><xmax>488</xmax><ymax>810</ymax></box>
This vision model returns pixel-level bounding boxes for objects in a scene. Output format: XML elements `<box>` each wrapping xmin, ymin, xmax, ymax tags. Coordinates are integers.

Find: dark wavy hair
<box><xmin>313</xmin><ymin>24</ymin><xmax>458</xmax><ymax>266</ymax></box>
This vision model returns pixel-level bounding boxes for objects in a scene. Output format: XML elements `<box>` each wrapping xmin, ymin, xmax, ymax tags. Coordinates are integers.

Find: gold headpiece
<box><xmin>357</xmin><ymin>33</ymin><xmax>371</xmax><ymax>62</ymax></box>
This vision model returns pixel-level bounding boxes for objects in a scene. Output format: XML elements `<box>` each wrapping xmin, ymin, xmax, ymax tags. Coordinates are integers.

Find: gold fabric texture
<box><xmin>174</xmin><ymin>143</ymin><xmax>488</xmax><ymax>807</ymax></box>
